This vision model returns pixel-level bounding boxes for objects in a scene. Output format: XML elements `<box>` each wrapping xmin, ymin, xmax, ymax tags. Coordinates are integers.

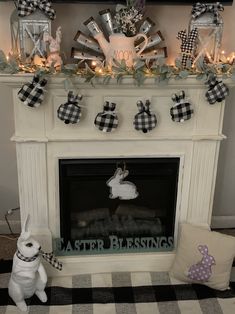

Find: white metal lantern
<box><xmin>189</xmin><ymin>9</ymin><xmax>223</xmax><ymax>64</ymax></box>
<box><xmin>10</xmin><ymin>9</ymin><xmax>51</xmax><ymax>61</ymax></box>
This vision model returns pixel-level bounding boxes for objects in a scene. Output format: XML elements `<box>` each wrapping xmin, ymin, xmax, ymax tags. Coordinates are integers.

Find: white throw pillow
<box><xmin>170</xmin><ymin>223</ymin><xmax>235</xmax><ymax>290</ymax></box>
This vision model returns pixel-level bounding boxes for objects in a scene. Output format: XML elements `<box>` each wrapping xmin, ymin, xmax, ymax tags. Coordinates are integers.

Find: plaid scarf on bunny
<box><xmin>16</xmin><ymin>250</ymin><xmax>62</xmax><ymax>271</ymax></box>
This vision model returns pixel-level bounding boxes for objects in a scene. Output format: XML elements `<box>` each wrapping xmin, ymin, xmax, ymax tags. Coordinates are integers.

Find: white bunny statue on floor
<box><xmin>107</xmin><ymin>168</ymin><xmax>139</xmax><ymax>200</ymax></box>
<box><xmin>8</xmin><ymin>215</ymin><xmax>47</xmax><ymax>312</ymax></box>
<box><xmin>44</xmin><ymin>26</ymin><xmax>63</xmax><ymax>68</ymax></box>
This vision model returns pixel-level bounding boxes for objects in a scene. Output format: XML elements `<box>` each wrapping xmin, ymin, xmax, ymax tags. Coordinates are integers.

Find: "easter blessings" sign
<box><xmin>54</xmin><ymin>235</ymin><xmax>174</xmax><ymax>255</ymax></box>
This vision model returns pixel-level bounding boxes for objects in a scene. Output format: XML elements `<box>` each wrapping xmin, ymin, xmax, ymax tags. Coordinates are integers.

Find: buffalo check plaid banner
<box><xmin>1</xmin><ymin>266</ymin><xmax>235</xmax><ymax>313</ymax></box>
<box><xmin>205</xmin><ymin>75</ymin><xmax>229</xmax><ymax>105</ymax></box>
<box><xmin>57</xmin><ymin>91</ymin><xmax>82</xmax><ymax>124</ymax></box>
<box><xmin>94</xmin><ymin>102</ymin><xmax>118</xmax><ymax>132</ymax></box>
<box><xmin>171</xmin><ymin>91</ymin><xmax>194</xmax><ymax>122</ymax></box>
<box><xmin>18</xmin><ymin>75</ymin><xmax>47</xmax><ymax>108</ymax></box>
<box><xmin>134</xmin><ymin>100</ymin><xmax>157</xmax><ymax>133</ymax></box>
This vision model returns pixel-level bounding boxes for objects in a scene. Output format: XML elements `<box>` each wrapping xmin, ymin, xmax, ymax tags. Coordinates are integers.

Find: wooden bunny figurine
<box><xmin>8</xmin><ymin>215</ymin><xmax>47</xmax><ymax>312</ymax></box>
<box><xmin>44</xmin><ymin>26</ymin><xmax>63</xmax><ymax>68</ymax></box>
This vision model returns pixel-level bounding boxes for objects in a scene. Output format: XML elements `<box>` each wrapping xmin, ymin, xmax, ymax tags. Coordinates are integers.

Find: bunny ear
<box><xmin>20</xmin><ymin>214</ymin><xmax>31</xmax><ymax>241</ymax></box>
<box><xmin>198</xmin><ymin>244</ymin><xmax>208</xmax><ymax>255</ymax></box>
<box><xmin>122</xmin><ymin>170</ymin><xmax>129</xmax><ymax>178</ymax></box>
<box><xmin>172</xmin><ymin>94</ymin><xmax>178</xmax><ymax>102</ymax></box>
<box><xmin>137</xmin><ymin>100</ymin><xmax>144</xmax><ymax>112</ymax></box>
<box><xmin>114</xmin><ymin>168</ymin><xmax>123</xmax><ymax>177</ymax></box>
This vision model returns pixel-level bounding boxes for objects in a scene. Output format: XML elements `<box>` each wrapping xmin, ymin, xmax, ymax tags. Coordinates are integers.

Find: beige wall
<box><xmin>0</xmin><ymin>1</ymin><xmax>235</xmax><ymax>224</ymax></box>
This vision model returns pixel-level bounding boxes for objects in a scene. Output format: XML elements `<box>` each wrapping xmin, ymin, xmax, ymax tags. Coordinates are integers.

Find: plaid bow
<box><xmin>40</xmin><ymin>250</ymin><xmax>62</xmax><ymax>271</ymax></box>
<box><xmin>17</xmin><ymin>0</ymin><xmax>56</xmax><ymax>20</ymax></box>
<box><xmin>177</xmin><ymin>29</ymin><xmax>198</xmax><ymax>68</ymax></box>
<box><xmin>205</xmin><ymin>74</ymin><xmax>229</xmax><ymax>104</ymax></box>
<box><xmin>57</xmin><ymin>91</ymin><xmax>82</xmax><ymax>124</ymax></box>
<box><xmin>192</xmin><ymin>2</ymin><xmax>224</xmax><ymax>25</ymax></box>
<box><xmin>94</xmin><ymin>102</ymin><xmax>118</xmax><ymax>133</ymax></box>
<box><xmin>134</xmin><ymin>100</ymin><xmax>157</xmax><ymax>133</ymax></box>
<box><xmin>170</xmin><ymin>91</ymin><xmax>194</xmax><ymax>123</ymax></box>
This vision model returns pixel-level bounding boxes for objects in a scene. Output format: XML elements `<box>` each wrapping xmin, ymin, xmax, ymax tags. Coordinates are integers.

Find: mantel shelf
<box><xmin>0</xmin><ymin>73</ymin><xmax>235</xmax><ymax>89</ymax></box>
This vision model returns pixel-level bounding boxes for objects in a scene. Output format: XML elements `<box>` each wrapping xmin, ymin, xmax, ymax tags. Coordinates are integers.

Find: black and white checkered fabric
<box><xmin>18</xmin><ymin>75</ymin><xmax>47</xmax><ymax>108</ymax></box>
<box><xmin>94</xmin><ymin>102</ymin><xmax>118</xmax><ymax>132</ymax></box>
<box><xmin>134</xmin><ymin>100</ymin><xmax>157</xmax><ymax>133</ymax></box>
<box><xmin>170</xmin><ymin>91</ymin><xmax>194</xmax><ymax>122</ymax></box>
<box><xmin>16</xmin><ymin>250</ymin><xmax>38</xmax><ymax>262</ymax></box>
<box><xmin>192</xmin><ymin>2</ymin><xmax>224</xmax><ymax>24</ymax></box>
<box><xmin>40</xmin><ymin>250</ymin><xmax>62</xmax><ymax>271</ymax></box>
<box><xmin>1</xmin><ymin>269</ymin><xmax>235</xmax><ymax>313</ymax></box>
<box><xmin>205</xmin><ymin>74</ymin><xmax>229</xmax><ymax>105</ymax></box>
<box><xmin>57</xmin><ymin>91</ymin><xmax>82</xmax><ymax>124</ymax></box>
<box><xmin>177</xmin><ymin>29</ymin><xmax>198</xmax><ymax>68</ymax></box>
<box><xmin>17</xmin><ymin>0</ymin><xmax>56</xmax><ymax>20</ymax></box>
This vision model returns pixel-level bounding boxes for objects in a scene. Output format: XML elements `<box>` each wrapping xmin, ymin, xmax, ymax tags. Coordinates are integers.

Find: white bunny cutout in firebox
<box><xmin>106</xmin><ymin>168</ymin><xmax>139</xmax><ymax>200</ymax></box>
<box><xmin>8</xmin><ymin>215</ymin><xmax>47</xmax><ymax>311</ymax></box>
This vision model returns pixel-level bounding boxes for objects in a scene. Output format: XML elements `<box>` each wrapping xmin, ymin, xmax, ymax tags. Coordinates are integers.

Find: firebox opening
<box><xmin>57</xmin><ymin>157</ymin><xmax>179</xmax><ymax>255</ymax></box>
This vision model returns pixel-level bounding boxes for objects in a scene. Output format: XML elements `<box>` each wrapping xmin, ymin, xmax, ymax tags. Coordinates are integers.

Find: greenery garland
<box><xmin>1</xmin><ymin>50</ymin><xmax>235</xmax><ymax>89</ymax></box>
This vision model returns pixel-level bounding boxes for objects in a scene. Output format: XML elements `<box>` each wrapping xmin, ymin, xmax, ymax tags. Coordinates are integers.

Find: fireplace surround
<box><xmin>0</xmin><ymin>74</ymin><xmax>229</xmax><ymax>276</ymax></box>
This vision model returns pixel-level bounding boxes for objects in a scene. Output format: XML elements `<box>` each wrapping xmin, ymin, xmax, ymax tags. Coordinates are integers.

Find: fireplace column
<box><xmin>15</xmin><ymin>141</ymin><xmax>52</xmax><ymax>251</ymax></box>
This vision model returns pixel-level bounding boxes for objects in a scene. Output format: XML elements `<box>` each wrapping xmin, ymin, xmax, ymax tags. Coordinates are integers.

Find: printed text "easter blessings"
<box><xmin>55</xmin><ymin>236</ymin><xmax>174</xmax><ymax>253</ymax></box>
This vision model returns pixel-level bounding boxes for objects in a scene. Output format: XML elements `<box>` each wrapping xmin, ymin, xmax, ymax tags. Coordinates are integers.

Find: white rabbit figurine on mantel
<box><xmin>44</xmin><ymin>26</ymin><xmax>63</xmax><ymax>68</ymax></box>
<box><xmin>107</xmin><ymin>168</ymin><xmax>139</xmax><ymax>200</ymax></box>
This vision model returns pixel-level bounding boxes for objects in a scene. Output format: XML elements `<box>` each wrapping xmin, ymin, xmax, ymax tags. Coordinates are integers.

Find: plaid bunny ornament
<box><xmin>177</xmin><ymin>28</ymin><xmax>198</xmax><ymax>68</ymax></box>
<box><xmin>94</xmin><ymin>101</ymin><xmax>118</xmax><ymax>132</ymax></box>
<box><xmin>205</xmin><ymin>74</ymin><xmax>229</xmax><ymax>105</ymax></box>
<box><xmin>170</xmin><ymin>91</ymin><xmax>194</xmax><ymax>123</ymax></box>
<box><xmin>57</xmin><ymin>91</ymin><xmax>83</xmax><ymax>124</ymax></box>
<box><xmin>18</xmin><ymin>75</ymin><xmax>47</xmax><ymax>108</ymax></box>
<box><xmin>133</xmin><ymin>100</ymin><xmax>157</xmax><ymax>133</ymax></box>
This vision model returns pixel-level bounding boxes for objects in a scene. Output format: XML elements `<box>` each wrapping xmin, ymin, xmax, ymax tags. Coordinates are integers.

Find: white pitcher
<box><xmin>94</xmin><ymin>32</ymin><xmax>148</xmax><ymax>67</ymax></box>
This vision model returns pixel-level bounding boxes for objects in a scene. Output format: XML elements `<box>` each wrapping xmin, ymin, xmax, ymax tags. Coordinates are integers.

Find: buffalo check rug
<box><xmin>0</xmin><ymin>261</ymin><xmax>235</xmax><ymax>314</ymax></box>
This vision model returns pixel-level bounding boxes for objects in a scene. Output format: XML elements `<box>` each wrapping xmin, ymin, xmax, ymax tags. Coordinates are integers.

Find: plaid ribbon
<box><xmin>205</xmin><ymin>74</ymin><xmax>229</xmax><ymax>104</ymax></box>
<box><xmin>17</xmin><ymin>0</ymin><xmax>56</xmax><ymax>20</ymax></box>
<box><xmin>134</xmin><ymin>100</ymin><xmax>157</xmax><ymax>133</ymax></box>
<box><xmin>16</xmin><ymin>250</ymin><xmax>62</xmax><ymax>271</ymax></box>
<box><xmin>177</xmin><ymin>29</ymin><xmax>198</xmax><ymax>68</ymax></box>
<box><xmin>57</xmin><ymin>91</ymin><xmax>82</xmax><ymax>124</ymax></box>
<box><xmin>40</xmin><ymin>250</ymin><xmax>63</xmax><ymax>271</ymax></box>
<box><xmin>16</xmin><ymin>250</ymin><xmax>38</xmax><ymax>262</ymax></box>
<box><xmin>94</xmin><ymin>102</ymin><xmax>118</xmax><ymax>132</ymax></box>
<box><xmin>192</xmin><ymin>2</ymin><xmax>224</xmax><ymax>24</ymax></box>
<box><xmin>170</xmin><ymin>91</ymin><xmax>194</xmax><ymax>123</ymax></box>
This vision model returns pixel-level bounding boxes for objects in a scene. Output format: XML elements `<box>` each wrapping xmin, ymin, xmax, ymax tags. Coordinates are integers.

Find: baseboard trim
<box><xmin>0</xmin><ymin>220</ymin><xmax>21</xmax><ymax>234</ymax></box>
<box><xmin>211</xmin><ymin>216</ymin><xmax>235</xmax><ymax>229</ymax></box>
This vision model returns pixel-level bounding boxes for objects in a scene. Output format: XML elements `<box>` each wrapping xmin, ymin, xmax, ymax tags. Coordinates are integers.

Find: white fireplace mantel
<box><xmin>1</xmin><ymin>74</ymin><xmax>232</xmax><ymax>276</ymax></box>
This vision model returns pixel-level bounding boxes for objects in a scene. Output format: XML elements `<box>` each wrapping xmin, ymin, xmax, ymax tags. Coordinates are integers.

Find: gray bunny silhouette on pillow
<box><xmin>187</xmin><ymin>244</ymin><xmax>216</xmax><ymax>282</ymax></box>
